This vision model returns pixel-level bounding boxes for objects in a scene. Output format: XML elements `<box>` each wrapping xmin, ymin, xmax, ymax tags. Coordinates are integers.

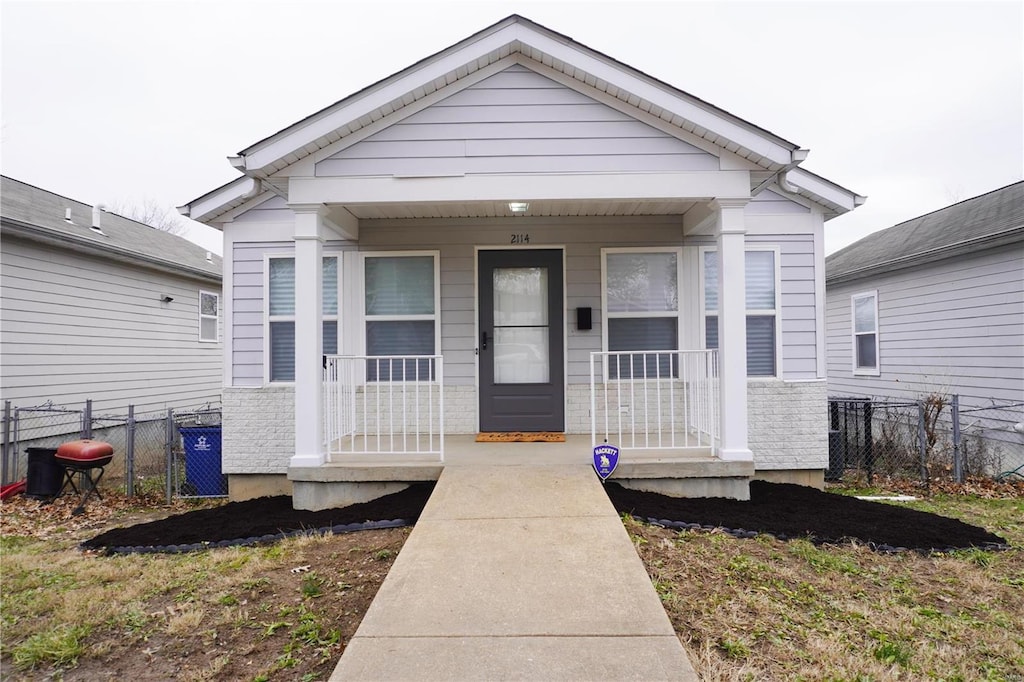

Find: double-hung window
<box><xmin>603</xmin><ymin>249</ymin><xmax>680</xmax><ymax>378</ymax></box>
<box><xmin>198</xmin><ymin>290</ymin><xmax>219</xmax><ymax>342</ymax></box>
<box><xmin>267</xmin><ymin>256</ymin><xmax>339</xmax><ymax>382</ymax></box>
<box><xmin>703</xmin><ymin>248</ymin><xmax>778</xmax><ymax>377</ymax></box>
<box><xmin>851</xmin><ymin>291</ymin><xmax>879</xmax><ymax>374</ymax></box>
<box><xmin>363</xmin><ymin>253</ymin><xmax>439</xmax><ymax>381</ymax></box>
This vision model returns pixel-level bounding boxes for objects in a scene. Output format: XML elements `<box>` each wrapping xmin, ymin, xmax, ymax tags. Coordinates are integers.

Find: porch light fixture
<box><xmin>508</xmin><ymin>201</ymin><xmax>529</xmax><ymax>214</ymax></box>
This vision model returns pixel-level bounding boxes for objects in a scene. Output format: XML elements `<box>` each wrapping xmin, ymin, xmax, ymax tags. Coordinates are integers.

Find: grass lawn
<box><xmin>628</xmin><ymin>490</ymin><xmax>1024</xmax><ymax>680</ymax></box>
<box><xmin>0</xmin><ymin>494</ymin><xmax>407</xmax><ymax>681</ymax></box>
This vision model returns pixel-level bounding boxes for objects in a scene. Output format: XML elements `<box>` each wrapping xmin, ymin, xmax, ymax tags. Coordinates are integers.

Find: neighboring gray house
<box><xmin>181</xmin><ymin>15</ymin><xmax>866</xmax><ymax>507</ymax></box>
<box><xmin>826</xmin><ymin>182</ymin><xmax>1024</xmax><ymax>467</ymax></box>
<box><xmin>1</xmin><ymin>176</ymin><xmax>223</xmax><ymax>416</ymax></box>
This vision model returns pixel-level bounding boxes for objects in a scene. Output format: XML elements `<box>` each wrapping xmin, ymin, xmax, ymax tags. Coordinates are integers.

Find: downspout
<box><xmin>229</xmin><ymin>155</ymin><xmax>289</xmax><ymax>200</ymax></box>
<box><xmin>752</xmin><ymin>149</ymin><xmax>809</xmax><ymax>197</ymax></box>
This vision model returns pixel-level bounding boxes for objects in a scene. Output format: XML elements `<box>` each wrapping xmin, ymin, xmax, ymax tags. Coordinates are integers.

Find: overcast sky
<box><xmin>2</xmin><ymin>0</ymin><xmax>1021</xmax><ymax>256</ymax></box>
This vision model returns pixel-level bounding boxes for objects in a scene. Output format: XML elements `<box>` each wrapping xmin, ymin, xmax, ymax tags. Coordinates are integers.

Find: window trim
<box><xmin>359</xmin><ymin>250</ymin><xmax>442</xmax><ymax>379</ymax></box>
<box><xmin>263</xmin><ymin>253</ymin><xmax>342</xmax><ymax>385</ymax></box>
<box><xmin>600</xmin><ymin>246</ymin><xmax>683</xmax><ymax>381</ymax></box>
<box><xmin>699</xmin><ymin>245</ymin><xmax>782</xmax><ymax>379</ymax></box>
<box><xmin>851</xmin><ymin>290</ymin><xmax>880</xmax><ymax>376</ymax></box>
<box><xmin>198</xmin><ymin>290</ymin><xmax>220</xmax><ymax>343</ymax></box>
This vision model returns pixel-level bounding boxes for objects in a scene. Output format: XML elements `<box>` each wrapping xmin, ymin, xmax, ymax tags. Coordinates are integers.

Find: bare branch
<box><xmin>108</xmin><ymin>198</ymin><xmax>189</xmax><ymax>236</ymax></box>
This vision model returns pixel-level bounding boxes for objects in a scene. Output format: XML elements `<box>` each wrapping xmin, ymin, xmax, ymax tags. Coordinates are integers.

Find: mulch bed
<box><xmin>606</xmin><ymin>480</ymin><xmax>1009</xmax><ymax>553</ymax></box>
<box><xmin>82</xmin><ymin>483</ymin><xmax>435</xmax><ymax>553</ymax></box>
<box><xmin>77</xmin><ymin>479</ymin><xmax>1009</xmax><ymax>555</ymax></box>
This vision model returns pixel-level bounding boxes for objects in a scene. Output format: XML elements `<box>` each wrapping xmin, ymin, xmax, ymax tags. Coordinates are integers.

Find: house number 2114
<box><xmin>510</xmin><ymin>233</ymin><xmax>530</xmax><ymax>244</ymax></box>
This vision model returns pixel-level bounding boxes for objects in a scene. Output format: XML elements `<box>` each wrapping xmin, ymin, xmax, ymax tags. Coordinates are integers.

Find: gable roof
<box><xmin>826</xmin><ymin>181</ymin><xmax>1024</xmax><ymax>283</ymax></box>
<box><xmin>1</xmin><ymin>176</ymin><xmax>222</xmax><ymax>282</ymax></box>
<box><xmin>183</xmin><ymin>14</ymin><xmax>863</xmax><ymax>224</ymax></box>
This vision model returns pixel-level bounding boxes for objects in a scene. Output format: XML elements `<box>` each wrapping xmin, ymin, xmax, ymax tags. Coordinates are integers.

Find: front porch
<box><xmin>289</xmin><ymin>433</ymin><xmax>754</xmax><ymax>510</ymax></box>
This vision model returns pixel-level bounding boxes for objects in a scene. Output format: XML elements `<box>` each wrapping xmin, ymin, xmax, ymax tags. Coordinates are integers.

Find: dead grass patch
<box><xmin>629</xmin><ymin>493</ymin><xmax>1024</xmax><ymax>680</ymax></box>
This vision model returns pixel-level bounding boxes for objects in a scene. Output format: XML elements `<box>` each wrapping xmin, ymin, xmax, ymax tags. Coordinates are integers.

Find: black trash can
<box><xmin>25</xmin><ymin>447</ymin><xmax>64</xmax><ymax>499</ymax></box>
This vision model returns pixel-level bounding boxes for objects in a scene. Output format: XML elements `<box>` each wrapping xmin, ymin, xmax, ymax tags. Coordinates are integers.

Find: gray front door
<box><xmin>478</xmin><ymin>249</ymin><xmax>564</xmax><ymax>432</ymax></box>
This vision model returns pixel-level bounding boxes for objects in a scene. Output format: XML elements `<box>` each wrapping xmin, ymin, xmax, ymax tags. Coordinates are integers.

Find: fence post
<box><xmin>2</xmin><ymin>401</ymin><xmax>10</xmax><ymax>486</ymax></box>
<box><xmin>864</xmin><ymin>400</ymin><xmax>874</xmax><ymax>485</ymax></box>
<box><xmin>917</xmin><ymin>400</ymin><xmax>929</xmax><ymax>486</ymax></box>
<box><xmin>951</xmin><ymin>394</ymin><xmax>963</xmax><ymax>483</ymax></box>
<box><xmin>82</xmin><ymin>399</ymin><xmax>93</xmax><ymax>440</ymax></box>
<box><xmin>165</xmin><ymin>408</ymin><xmax>174</xmax><ymax>504</ymax></box>
<box><xmin>126</xmin><ymin>405</ymin><xmax>136</xmax><ymax>497</ymax></box>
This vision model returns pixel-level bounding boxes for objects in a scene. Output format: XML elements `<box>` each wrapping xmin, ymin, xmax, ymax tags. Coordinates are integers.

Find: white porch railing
<box><xmin>323</xmin><ymin>355</ymin><xmax>444</xmax><ymax>459</ymax></box>
<box><xmin>590</xmin><ymin>350</ymin><xmax>719</xmax><ymax>452</ymax></box>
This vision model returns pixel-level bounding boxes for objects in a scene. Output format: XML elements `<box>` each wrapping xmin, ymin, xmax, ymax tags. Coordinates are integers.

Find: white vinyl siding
<box><xmin>601</xmin><ymin>248</ymin><xmax>681</xmax><ymax>378</ymax></box>
<box><xmin>266</xmin><ymin>256</ymin><xmax>340</xmax><ymax>383</ymax></box>
<box><xmin>851</xmin><ymin>291</ymin><xmax>879</xmax><ymax>375</ymax></box>
<box><xmin>702</xmin><ymin>247</ymin><xmax>781</xmax><ymax>377</ymax></box>
<box><xmin>0</xmin><ymin>236</ymin><xmax>221</xmax><ymax>413</ymax></box>
<box><xmin>199</xmin><ymin>290</ymin><xmax>220</xmax><ymax>342</ymax></box>
<box><xmin>362</xmin><ymin>252</ymin><xmax>440</xmax><ymax>381</ymax></box>
<box><xmin>316</xmin><ymin>64</ymin><xmax>717</xmax><ymax>179</ymax></box>
<box><xmin>826</xmin><ymin>245</ymin><xmax>1024</xmax><ymax>406</ymax></box>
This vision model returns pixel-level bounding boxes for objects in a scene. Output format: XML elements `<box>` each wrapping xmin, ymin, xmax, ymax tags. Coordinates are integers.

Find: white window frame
<box><xmin>600</xmin><ymin>246</ymin><xmax>683</xmax><ymax>381</ymax></box>
<box><xmin>699</xmin><ymin>245</ymin><xmax>782</xmax><ymax>379</ymax></box>
<box><xmin>198</xmin><ymin>290</ymin><xmax>220</xmax><ymax>343</ymax></box>
<box><xmin>263</xmin><ymin>253</ymin><xmax>342</xmax><ymax>384</ymax></box>
<box><xmin>359</xmin><ymin>250</ymin><xmax>441</xmax><ymax>381</ymax></box>
<box><xmin>851</xmin><ymin>290</ymin><xmax>880</xmax><ymax>376</ymax></box>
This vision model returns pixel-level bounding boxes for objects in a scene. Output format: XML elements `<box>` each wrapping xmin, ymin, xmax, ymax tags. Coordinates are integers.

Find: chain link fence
<box><xmin>828</xmin><ymin>395</ymin><xmax>1024</xmax><ymax>486</ymax></box>
<box><xmin>1</xmin><ymin>399</ymin><xmax>223</xmax><ymax>502</ymax></box>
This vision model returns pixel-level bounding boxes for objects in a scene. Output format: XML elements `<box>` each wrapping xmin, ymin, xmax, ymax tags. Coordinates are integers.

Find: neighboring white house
<box><xmin>826</xmin><ymin>181</ymin><xmax>1024</xmax><ymax>467</ymax></box>
<box><xmin>1</xmin><ymin>176</ymin><xmax>224</xmax><ymax>416</ymax></box>
<box><xmin>180</xmin><ymin>15</ymin><xmax>865</xmax><ymax>507</ymax></box>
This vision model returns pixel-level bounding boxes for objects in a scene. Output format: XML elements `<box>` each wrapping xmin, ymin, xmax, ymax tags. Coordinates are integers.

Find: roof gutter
<box><xmin>229</xmin><ymin>155</ymin><xmax>289</xmax><ymax>201</ymax></box>
<box><xmin>827</xmin><ymin>225</ymin><xmax>1024</xmax><ymax>285</ymax></box>
<box><xmin>1</xmin><ymin>218</ymin><xmax>222</xmax><ymax>284</ymax></box>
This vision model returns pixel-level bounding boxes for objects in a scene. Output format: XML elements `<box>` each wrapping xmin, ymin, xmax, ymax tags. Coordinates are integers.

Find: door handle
<box><xmin>481</xmin><ymin>331</ymin><xmax>489</xmax><ymax>351</ymax></box>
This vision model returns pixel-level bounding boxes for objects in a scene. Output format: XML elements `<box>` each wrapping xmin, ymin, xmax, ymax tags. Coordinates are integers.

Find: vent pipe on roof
<box><xmin>65</xmin><ymin>208</ymin><xmax>74</xmax><ymax>224</ymax></box>
<box><xmin>205</xmin><ymin>252</ymin><xmax>213</xmax><ymax>263</ymax></box>
<box><xmin>91</xmin><ymin>204</ymin><xmax>107</xmax><ymax>234</ymax></box>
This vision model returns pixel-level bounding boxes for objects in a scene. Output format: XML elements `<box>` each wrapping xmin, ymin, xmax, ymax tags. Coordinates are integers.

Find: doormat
<box><xmin>475</xmin><ymin>432</ymin><xmax>566</xmax><ymax>443</ymax></box>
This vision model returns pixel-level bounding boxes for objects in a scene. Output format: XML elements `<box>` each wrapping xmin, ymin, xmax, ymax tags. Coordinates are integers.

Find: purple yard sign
<box><xmin>593</xmin><ymin>444</ymin><xmax>619</xmax><ymax>481</ymax></box>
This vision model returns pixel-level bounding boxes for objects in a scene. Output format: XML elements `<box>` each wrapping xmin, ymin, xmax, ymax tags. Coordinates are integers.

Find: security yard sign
<box><xmin>593</xmin><ymin>444</ymin><xmax>619</xmax><ymax>480</ymax></box>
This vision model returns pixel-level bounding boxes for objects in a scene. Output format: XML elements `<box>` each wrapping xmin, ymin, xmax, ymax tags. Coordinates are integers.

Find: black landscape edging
<box><xmin>86</xmin><ymin>518</ymin><xmax>412</xmax><ymax>556</ymax></box>
<box><xmin>641</xmin><ymin>516</ymin><xmax>1012</xmax><ymax>555</ymax></box>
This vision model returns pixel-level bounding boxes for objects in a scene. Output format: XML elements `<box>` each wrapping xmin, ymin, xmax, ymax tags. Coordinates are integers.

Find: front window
<box><xmin>703</xmin><ymin>249</ymin><xmax>778</xmax><ymax>377</ymax></box>
<box><xmin>267</xmin><ymin>256</ymin><xmax>339</xmax><ymax>382</ymax></box>
<box><xmin>363</xmin><ymin>254</ymin><xmax>438</xmax><ymax>380</ymax></box>
<box><xmin>198</xmin><ymin>290</ymin><xmax>219</xmax><ymax>342</ymax></box>
<box><xmin>852</xmin><ymin>291</ymin><xmax>879</xmax><ymax>374</ymax></box>
<box><xmin>603</xmin><ymin>249</ymin><xmax>680</xmax><ymax>378</ymax></box>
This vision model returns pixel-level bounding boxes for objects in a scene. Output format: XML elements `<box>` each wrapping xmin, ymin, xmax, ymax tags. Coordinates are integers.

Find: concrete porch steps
<box><xmin>329</xmin><ymin>465</ymin><xmax>699</xmax><ymax>681</ymax></box>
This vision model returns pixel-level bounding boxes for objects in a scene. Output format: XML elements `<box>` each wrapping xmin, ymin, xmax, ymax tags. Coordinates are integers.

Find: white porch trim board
<box><xmin>713</xmin><ymin>198</ymin><xmax>754</xmax><ymax>461</ymax></box>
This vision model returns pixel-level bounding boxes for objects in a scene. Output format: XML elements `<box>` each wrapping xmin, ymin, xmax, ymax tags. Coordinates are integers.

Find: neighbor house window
<box><xmin>267</xmin><ymin>256</ymin><xmax>339</xmax><ymax>382</ymax></box>
<box><xmin>602</xmin><ymin>249</ymin><xmax>680</xmax><ymax>378</ymax></box>
<box><xmin>363</xmin><ymin>253</ymin><xmax>439</xmax><ymax>380</ymax></box>
<box><xmin>852</xmin><ymin>291</ymin><xmax>879</xmax><ymax>374</ymax></box>
<box><xmin>703</xmin><ymin>248</ymin><xmax>778</xmax><ymax>377</ymax></box>
<box><xmin>198</xmin><ymin>290</ymin><xmax>219</xmax><ymax>342</ymax></box>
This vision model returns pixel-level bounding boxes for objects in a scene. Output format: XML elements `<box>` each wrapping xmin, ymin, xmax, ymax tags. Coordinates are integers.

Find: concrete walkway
<box><xmin>330</xmin><ymin>465</ymin><xmax>698</xmax><ymax>681</ymax></box>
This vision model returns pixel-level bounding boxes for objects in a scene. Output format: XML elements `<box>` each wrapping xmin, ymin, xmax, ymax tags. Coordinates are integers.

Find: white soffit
<box><xmin>344</xmin><ymin>198</ymin><xmax>698</xmax><ymax>220</ymax></box>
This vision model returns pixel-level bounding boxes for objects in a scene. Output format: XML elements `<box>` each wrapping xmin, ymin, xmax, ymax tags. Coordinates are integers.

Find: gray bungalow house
<box><xmin>1</xmin><ymin>176</ymin><xmax>223</xmax><ymax>416</ymax></box>
<box><xmin>180</xmin><ymin>15</ymin><xmax>864</xmax><ymax>508</ymax></box>
<box><xmin>826</xmin><ymin>181</ymin><xmax>1024</xmax><ymax>459</ymax></box>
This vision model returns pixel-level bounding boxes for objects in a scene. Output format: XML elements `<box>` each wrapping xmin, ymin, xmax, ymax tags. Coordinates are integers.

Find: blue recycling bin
<box><xmin>178</xmin><ymin>426</ymin><xmax>225</xmax><ymax>496</ymax></box>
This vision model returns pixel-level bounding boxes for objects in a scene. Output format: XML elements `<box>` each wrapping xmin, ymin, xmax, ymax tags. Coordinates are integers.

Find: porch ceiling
<box><xmin>339</xmin><ymin>198</ymin><xmax>699</xmax><ymax>220</ymax></box>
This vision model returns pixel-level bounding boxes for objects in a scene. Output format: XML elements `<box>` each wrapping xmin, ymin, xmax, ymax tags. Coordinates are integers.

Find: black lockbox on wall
<box><xmin>576</xmin><ymin>307</ymin><xmax>592</xmax><ymax>331</ymax></box>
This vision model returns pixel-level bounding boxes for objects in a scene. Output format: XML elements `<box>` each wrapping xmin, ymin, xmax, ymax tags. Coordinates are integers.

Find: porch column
<box><xmin>712</xmin><ymin>199</ymin><xmax>753</xmax><ymax>462</ymax></box>
<box><xmin>289</xmin><ymin>204</ymin><xmax>328</xmax><ymax>468</ymax></box>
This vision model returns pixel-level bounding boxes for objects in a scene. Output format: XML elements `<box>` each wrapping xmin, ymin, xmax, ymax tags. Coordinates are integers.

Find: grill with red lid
<box><xmin>54</xmin><ymin>439</ymin><xmax>114</xmax><ymax>515</ymax></box>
